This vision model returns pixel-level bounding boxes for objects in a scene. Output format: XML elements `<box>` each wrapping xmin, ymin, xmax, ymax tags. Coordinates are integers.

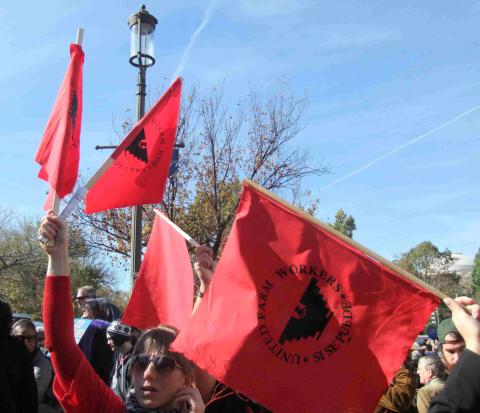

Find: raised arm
<box><xmin>39</xmin><ymin>212</ymin><xmax>81</xmax><ymax>380</ymax></box>
<box><xmin>192</xmin><ymin>245</ymin><xmax>214</xmax><ymax>314</ymax></box>
<box><xmin>191</xmin><ymin>245</ymin><xmax>217</xmax><ymax>402</ymax></box>
<box><xmin>41</xmin><ymin>212</ymin><xmax>70</xmax><ymax>276</ymax></box>
<box><xmin>429</xmin><ymin>296</ymin><xmax>480</xmax><ymax>412</ymax></box>
<box><xmin>39</xmin><ymin>212</ymin><xmax>123</xmax><ymax>412</ymax></box>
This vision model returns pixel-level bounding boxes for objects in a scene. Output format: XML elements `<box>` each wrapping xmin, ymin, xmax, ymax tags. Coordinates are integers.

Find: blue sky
<box><xmin>1</xmin><ymin>1</ymin><xmax>479</xmax><ymax>290</ymax></box>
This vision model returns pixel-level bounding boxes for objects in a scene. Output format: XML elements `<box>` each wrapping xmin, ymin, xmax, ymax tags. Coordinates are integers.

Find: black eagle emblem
<box><xmin>69</xmin><ymin>90</ymin><xmax>78</xmax><ymax>136</ymax></box>
<box><xmin>126</xmin><ymin>129</ymin><xmax>148</xmax><ymax>163</ymax></box>
<box><xmin>278</xmin><ymin>277</ymin><xmax>333</xmax><ymax>344</ymax></box>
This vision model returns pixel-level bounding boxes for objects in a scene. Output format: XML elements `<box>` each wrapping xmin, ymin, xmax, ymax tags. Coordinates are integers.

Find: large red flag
<box><xmin>122</xmin><ymin>212</ymin><xmax>194</xmax><ymax>330</ymax></box>
<box><xmin>173</xmin><ymin>181</ymin><xmax>440</xmax><ymax>413</ymax></box>
<box><xmin>35</xmin><ymin>44</ymin><xmax>84</xmax><ymax>206</ymax></box>
<box><xmin>85</xmin><ymin>78</ymin><xmax>182</xmax><ymax>214</ymax></box>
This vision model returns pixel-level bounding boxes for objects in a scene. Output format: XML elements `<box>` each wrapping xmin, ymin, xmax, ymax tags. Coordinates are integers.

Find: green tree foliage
<box><xmin>395</xmin><ymin>241</ymin><xmax>467</xmax><ymax>321</ymax></box>
<box><xmin>396</xmin><ymin>241</ymin><xmax>456</xmax><ymax>286</ymax></box>
<box><xmin>331</xmin><ymin>209</ymin><xmax>357</xmax><ymax>238</ymax></box>
<box><xmin>472</xmin><ymin>248</ymin><xmax>480</xmax><ymax>299</ymax></box>
<box><xmin>0</xmin><ymin>208</ymin><xmax>118</xmax><ymax>319</ymax></box>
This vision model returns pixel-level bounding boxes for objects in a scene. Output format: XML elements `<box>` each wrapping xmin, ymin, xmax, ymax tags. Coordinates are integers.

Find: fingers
<box><xmin>39</xmin><ymin>216</ymin><xmax>62</xmax><ymax>238</ymax></box>
<box><xmin>444</xmin><ymin>296</ymin><xmax>480</xmax><ymax>354</ymax></box>
<box><xmin>446</xmin><ymin>297</ymin><xmax>480</xmax><ymax>321</ymax></box>
<box><xmin>198</xmin><ymin>255</ymin><xmax>214</xmax><ymax>270</ymax></box>
<box><xmin>472</xmin><ymin>305</ymin><xmax>480</xmax><ymax>321</ymax></box>
<box><xmin>454</xmin><ymin>297</ymin><xmax>480</xmax><ymax>320</ymax></box>
<box><xmin>455</xmin><ymin>296</ymin><xmax>477</xmax><ymax>306</ymax></box>
<box><xmin>173</xmin><ymin>387</ymin><xmax>205</xmax><ymax>413</ymax></box>
<box><xmin>38</xmin><ymin>213</ymin><xmax>68</xmax><ymax>256</ymax></box>
<box><xmin>196</xmin><ymin>245</ymin><xmax>213</xmax><ymax>256</ymax></box>
<box><xmin>443</xmin><ymin>297</ymin><xmax>466</xmax><ymax>314</ymax></box>
<box><xmin>195</xmin><ymin>245</ymin><xmax>214</xmax><ymax>270</ymax></box>
<box><xmin>39</xmin><ymin>220</ymin><xmax>58</xmax><ymax>241</ymax></box>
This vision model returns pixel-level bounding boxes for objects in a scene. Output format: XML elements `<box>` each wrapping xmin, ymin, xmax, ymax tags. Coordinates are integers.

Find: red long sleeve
<box><xmin>43</xmin><ymin>275</ymin><xmax>82</xmax><ymax>383</ymax></box>
<box><xmin>42</xmin><ymin>275</ymin><xmax>124</xmax><ymax>412</ymax></box>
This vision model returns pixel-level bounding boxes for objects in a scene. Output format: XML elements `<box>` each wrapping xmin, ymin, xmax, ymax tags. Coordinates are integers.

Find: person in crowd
<box><xmin>423</xmin><ymin>340</ymin><xmax>437</xmax><ymax>357</ymax></box>
<box><xmin>76</xmin><ymin>285</ymin><xmax>121</xmax><ymax>321</ymax></box>
<box><xmin>40</xmin><ymin>212</ymin><xmax>270</xmax><ymax>413</ymax></box>
<box><xmin>416</xmin><ymin>355</ymin><xmax>445</xmax><ymax>413</ymax></box>
<box><xmin>107</xmin><ymin>320</ymin><xmax>134</xmax><ymax>401</ymax></box>
<box><xmin>436</xmin><ymin>317</ymin><xmax>465</xmax><ymax>373</ymax></box>
<box><xmin>373</xmin><ymin>358</ymin><xmax>417</xmax><ymax>413</ymax></box>
<box><xmin>75</xmin><ymin>285</ymin><xmax>96</xmax><ymax>309</ymax></box>
<box><xmin>410</xmin><ymin>343</ymin><xmax>423</xmax><ymax>372</ymax></box>
<box><xmin>37</xmin><ymin>326</ymin><xmax>50</xmax><ymax>357</ymax></box>
<box><xmin>81</xmin><ymin>298</ymin><xmax>109</xmax><ymax>321</ymax></box>
<box><xmin>12</xmin><ymin>319</ymin><xmax>61</xmax><ymax>413</ymax></box>
<box><xmin>37</xmin><ymin>326</ymin><xmax>46</xmax><ymax>349</ymax></box>
<box><xmin>77</xmin><ymin>297</ymin><xmax>114</xmax><ymax>385</ymax></box>
<box><xmin>0</xmin><ymin>299</ymin><xmax>38</xmax><ymax>412</ymax></box>
<box><xmin>428</xmin><ymin>296</ymin><xmax>480</xmax><ymax>412</ymax></box>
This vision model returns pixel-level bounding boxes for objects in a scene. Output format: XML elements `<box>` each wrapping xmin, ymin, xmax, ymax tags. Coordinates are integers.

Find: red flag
<box><xmin>84</xmin><ymin>78</ymin><xmax>181</xmax><ymax>214</ymax></box>
<box><xmin>122</xmin><ymin>213</ymin><xmax>194</xmax><ymax>330</ymax></box>
<box><xmin>173</xmin><ymin>182</ymin><xmax>440</xmax><ymax>413</ymax></box>
<box><xmin>35</xmin><ymin>44</ymin><xmax>84</xmax><ymax>206</ymax></box>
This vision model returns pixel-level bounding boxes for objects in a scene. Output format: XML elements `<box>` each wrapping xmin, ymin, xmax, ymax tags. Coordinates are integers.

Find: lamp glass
<box><xmin>130</xmin><ymin>21</ymin><xmax>155</xmax><ymax>65</ymax></box>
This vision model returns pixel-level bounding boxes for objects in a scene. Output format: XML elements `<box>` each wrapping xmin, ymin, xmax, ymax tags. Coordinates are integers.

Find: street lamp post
<box><xmin>128</xmin><ymin>5</ymin><xmax>158</xmax><ymax>287</ymax></box>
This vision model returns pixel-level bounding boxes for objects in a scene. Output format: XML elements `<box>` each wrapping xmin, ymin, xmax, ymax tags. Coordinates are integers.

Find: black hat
<box><xmin>107</xmin><ymin>320</ymin><xmax>131</xmax><ymax>338</ymax></box>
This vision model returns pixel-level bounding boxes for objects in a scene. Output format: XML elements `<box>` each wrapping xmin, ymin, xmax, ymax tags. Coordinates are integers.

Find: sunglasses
<box><xmin>132</xmin><ymin>354</ymin><xmax>184</xmax><ymax>374</ymax></box>
<box><xmin>15</xmin><ymin>335</ymin><xmax>36</xmax><ymax>343</ymax></box>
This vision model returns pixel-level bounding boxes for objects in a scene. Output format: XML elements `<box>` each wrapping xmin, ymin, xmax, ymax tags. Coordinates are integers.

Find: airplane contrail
<box><xmin>321</xmin><ymin>103</ymin><xmax>480</xmax><ymax>191</ymax></box>
<box><xmin>171</xmin><ymin>0</ymin><xmax>220</xmax><ymax>81</ymax></box>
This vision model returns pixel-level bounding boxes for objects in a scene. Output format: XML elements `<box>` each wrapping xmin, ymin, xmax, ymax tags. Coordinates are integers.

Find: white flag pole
<box><xmin>154</xmin><ymin>209</ymin><xmax>201</xmax><ymax>248</ymax></box>
<box><xmin>76</xmin><ymin>28</ymin><xmax>84</xmax><ymax>46</ymax></box>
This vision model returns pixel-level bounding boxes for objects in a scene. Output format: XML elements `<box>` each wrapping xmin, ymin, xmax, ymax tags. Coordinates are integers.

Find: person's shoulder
<box><xmin>90</xmin><ymin>318</ymin><xmax>110</xmax><ymax>329</ymax></box>
<box><xmin>419</xmin><ymin>380</ymin><xmax>445</xmax><ymax>398</ymax></box>
<box><xmin>428</xmin><ymin>377</ymin><xmax>445</xmax><ymax>387</ymax></box>
<box><xmin>206</xmin><ymin>383</ymin><xmax>272</xmax><ymax>413</ymax></box>
<box><xmin>124</xmin><ymin>350</ymin><xmax>134</xmax><ymax>363</ymax></box>
<box><xmin>33</xmin><ymin>348</ymin><xmax>52</xmax><ymax>369</ymax></box>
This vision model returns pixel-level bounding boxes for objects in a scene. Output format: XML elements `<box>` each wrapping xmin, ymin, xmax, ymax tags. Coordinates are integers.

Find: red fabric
<box><xmin>122</xmin><ymin>213</ymin><xmax>194</xmax><ymax>330</ymax></box>
<box><xmin>43</xmin><ymin>276</ymin><xmax>124</xmax><ymax>413</ymax></box>
<box><xmin>43</xmin><ymin>187</ymin><xmax>56</xmax><ymax>211</ymax></box>
<box><xmin>35</xmin><ymin>44</ymin><xmax>83</xmax><ymax>206</ymax></box>
<box><xmin>173</xmin><ymin>183</ymin><xmax>440</xmax><ymax>413</ymax></box>
<box><xmin>85</xmin><ymin>78</ymin><xmax>182</xmax><ymax>214</ymax></box>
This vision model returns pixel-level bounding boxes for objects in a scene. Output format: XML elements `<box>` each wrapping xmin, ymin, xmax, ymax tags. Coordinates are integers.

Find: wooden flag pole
<box><xmin>154</xmin><ymin>209</ymin><xmax>201</xmax><ymax>248</ymax></box>
<box><xmin>52</xmin><ymin>192</ymin><xmax>61</xmax><ymax>214</ymax></box>
<box><xmin>243</xmin><ymin>179</ymin><xmax>446</xmax><ymax>300</ymax></box>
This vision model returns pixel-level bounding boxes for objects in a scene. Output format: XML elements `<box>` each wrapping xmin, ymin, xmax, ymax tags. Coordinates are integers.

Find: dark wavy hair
<box><xmin>132</xmin><ymin>325</ymin><xmax>194</xmax><ymax>376</ymax></box>
<box><xmin>82</xmin><ymin>298</ymin><xmax>109</xmax><ymax>321</ymax></box>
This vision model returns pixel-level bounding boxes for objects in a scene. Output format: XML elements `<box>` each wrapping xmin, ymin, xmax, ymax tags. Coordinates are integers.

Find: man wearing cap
<box><xmin>106</xmin><ymin>320</ymin><xmax>133</xmax><ymax>401</ymax></box>
<box><xmin>437</xmin><ymin>317</ymin><xmax>465</xmax><ymax>373</ymax></box>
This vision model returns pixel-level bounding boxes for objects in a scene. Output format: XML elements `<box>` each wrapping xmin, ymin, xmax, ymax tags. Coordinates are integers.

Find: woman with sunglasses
<box><xmin>40</xmin><ymin>212</ymin><xmax>205</xmax><ymax>413</ymax></box>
